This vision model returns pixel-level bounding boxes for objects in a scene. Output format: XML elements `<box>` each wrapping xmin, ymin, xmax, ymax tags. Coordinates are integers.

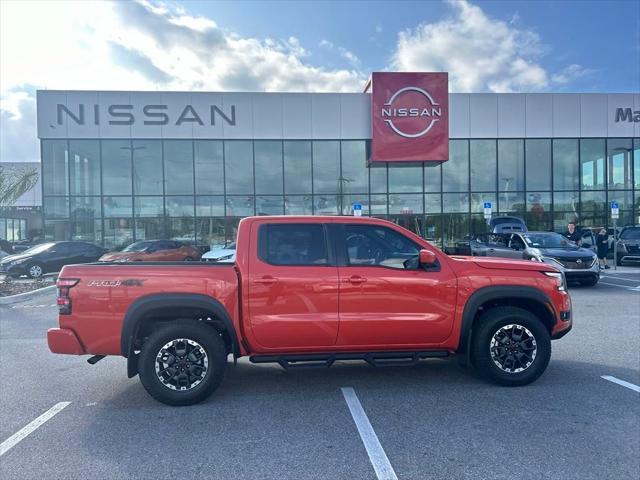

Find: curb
<box><xmin>0</xmin><ymin>285</ymin><xmax>57</xmax><ymax>305</ymax></box>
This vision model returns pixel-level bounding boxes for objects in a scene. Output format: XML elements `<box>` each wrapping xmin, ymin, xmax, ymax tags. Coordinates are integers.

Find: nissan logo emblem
<box><xmin>380</xmin><ymin>86</ymin><xmax>442</xmax><ymax>138</ymax></box>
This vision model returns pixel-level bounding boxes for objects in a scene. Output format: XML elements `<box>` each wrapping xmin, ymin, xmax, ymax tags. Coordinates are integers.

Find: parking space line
<box><xmin>597</xmin><ymin>281</ymin><xmax>640</xmax><ymax>291</ymax></box>
<box><xmin>0</xmin><ymin>402</ymin><xmax>71</xmax><ymax>457</ymax></box>
<box><xmin>341</xmin><ymin>387</ymin><xmax>398</xmax><ymax>480</ymax></box>
<box><xmin>601</xmin><ymin>376</ymin><xmax>640</xmax><ymax>393</ymax></box>
<box><xmin>599</xmin><ymin>275</ymin><xmax>640</xmax><ymax>283</ymax></box>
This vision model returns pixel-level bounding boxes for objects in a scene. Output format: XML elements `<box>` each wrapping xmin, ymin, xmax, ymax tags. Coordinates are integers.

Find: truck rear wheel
<box><xmin>138</xmin><ymin>321</ymin><xmax>226</xmax><ymax>406</ymax></box>
<box><xmin>472</xmin><ymin>306</ymin><xmax>551</xmax><ymax>386</ymax></box>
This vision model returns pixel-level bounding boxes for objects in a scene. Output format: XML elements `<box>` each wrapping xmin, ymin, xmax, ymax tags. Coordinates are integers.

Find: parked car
<box><xmin>470</xmin><ymin>231</ymin><xmax>599</xmax><ymax>286</ymax></box>
<box><xmin>0</xmin><ymin>241</ymin><xmax>106</xmax><ymax>278</ymax></box>
<box><xmin>489</xmin><ymin>216</ymin><xmax>528</xmax><ymax>233</ymax></box>
<box><xmin>201</xmin><ymin>242</ymin><xmax>236</xmax><ymax>263</ymax></box>
<box><xmin>616</xmin><ymin>226</ymin><xmax>640</xmax><ymax>265</ymax></box>
<box><xmin>99</xmin><ymin>240</ymin><xmax>202</xmax><ymax>262</ymax></box>
<box><xmin>11</xmin><ymin>239</ymin><xmax>43</xmax><ymax>253</ymax></box>
<box><xmin>48</xmin><ymin>216</ymin><xmax>572</xmax><ymax>406</ymax></box>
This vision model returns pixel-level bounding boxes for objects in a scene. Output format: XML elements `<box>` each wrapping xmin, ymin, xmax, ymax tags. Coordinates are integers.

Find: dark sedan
<box><xmin>616</xmin><ymin>226</ymin><xmax>640</xmax><ymax>265</ymax></box>
<box><xmin>470</xmin><ymin>231</ymin><xmax>599</xmax><ymax>286</ymax></box>
<box><xmin>0</xmin><ymin>241</ymin><xmax>106</xmax><ymax>278</ymax></box>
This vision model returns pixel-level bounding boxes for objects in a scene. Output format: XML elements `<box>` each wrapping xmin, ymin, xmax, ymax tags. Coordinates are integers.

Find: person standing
<box><xmin>596</xmin><ymin>228</ymin><xmax>610</xmax><ymax>269</ymax></box>
<box><xmin>564</xmin><ymin>222</ymin><xmax>581</xmax><ymax>244</ymax></box>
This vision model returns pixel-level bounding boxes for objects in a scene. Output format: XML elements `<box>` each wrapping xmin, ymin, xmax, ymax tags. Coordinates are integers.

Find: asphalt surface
<box><xmin>1</xmin><ymin>269</ymin><xmax>639</xmax><ymax>480</ymax></box>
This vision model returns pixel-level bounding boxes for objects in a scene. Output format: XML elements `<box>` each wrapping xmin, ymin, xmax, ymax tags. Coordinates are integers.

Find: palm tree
<box><xmin>0</xmin><ymin>164</ymin><xmax>39</xmax><ymax>206</ymax></box>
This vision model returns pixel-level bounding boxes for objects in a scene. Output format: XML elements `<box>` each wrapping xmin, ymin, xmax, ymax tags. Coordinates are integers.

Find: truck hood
<box><xmin>450</xmin><ymin>255</ymin><xmax>556</xmax><ymax>272</ymax></box>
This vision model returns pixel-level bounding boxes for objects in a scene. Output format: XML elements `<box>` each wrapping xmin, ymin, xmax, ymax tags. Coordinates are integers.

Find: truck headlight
<box><xmin>543</xmin><ymin>271</ymin><xmax>566</xmax><ymax>291</ymax></box>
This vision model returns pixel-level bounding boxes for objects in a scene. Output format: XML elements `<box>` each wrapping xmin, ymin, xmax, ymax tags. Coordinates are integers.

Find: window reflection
<box><xmin>225</xmin><ymin>141</ymin><xmax>254</xmax><ymax>194</ymax></box>
<box><xmin>255</xmin><ymin>141</ymin><xmax>283</xmax><ymax>195</ymax></box>
<box><xmin>313</xmin><ymin>141</ymin><xmax>340</xmax><ymax>194</ymax></box>
<box><xmin>525</xmin><ymin>139</ymin><xmax>551</xmax><ymax>191</ymax></box>
<box><xmin>553</xmin><ymin>139</ymin><xmax>579</xmax><ymax>191</ymax></box>
<box><xmin>42</xmin><ymin>140</ymin><xmax>69</xmax><ymax>195</ymax></box>
<box><xmin>389</xmin><ymin>165</ymin><xmax>422</xmax><ymax>192</ymax></box>
<box><xmin>581</xmin><ymin>139</ymin><xmax>605</xmax><ymax>190</ymax></box>
<box><xmin>498</xmin><ymin>140</ymin><xmax>524</xmax><ymax>192</ymax></box>
<box><xmin>284</xmin><ymin>141</ymin><xmax>312</xmax><ymax>194</ymax></box>
<box><xmin>607</xmin><ymin>138</ymin><xmax>632</xmax><ymax>190</ymax></box>
<box><xmin>164</xmin><ymin>140</ymin><xmax>194</xmax><ymax>195</ymax></box>
<box><xmin>102</xmin><ymin>140</ymin><xmax>132</xmax><ymax>195</ymax></box>
<box><xmin>195</xmin><ymin>141</ymin><xmax>223</xmax><ymax>195</ymax></box>
<box><xmin>341</xmin><ymin>141</ymin><xmax>368</xmax><ymax>193</ymax></box>
<box><xmin>470</xmin><ymin>140</ymin><xmax>496</xmax><ymax>192</ymax></box>
<box><xmin>69</xmin><ymin>140</ymin><xmax>100</xmax><ymax>196</ymax></box>
<box><xmin>443</xmin><ymin>140</ymin><xmax>469</xmax><ymax>192</ymax></box>
<box><xmin>133</xmin><ymin>140</ymin><xmax>163</xmax><ymax>195</ymax></box>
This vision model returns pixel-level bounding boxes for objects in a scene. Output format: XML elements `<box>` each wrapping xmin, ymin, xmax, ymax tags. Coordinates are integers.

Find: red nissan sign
<box><xmin>370</xmin><ymin>72</ymin><xmax>449</xmax><ymax>163</ymax></box>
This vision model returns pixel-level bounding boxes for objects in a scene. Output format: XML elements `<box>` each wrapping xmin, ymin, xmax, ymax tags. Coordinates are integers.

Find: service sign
<box><xmin>370</xmin><ymin>72</ymin><xmax>449</xmax><ymax>163</ymax></box>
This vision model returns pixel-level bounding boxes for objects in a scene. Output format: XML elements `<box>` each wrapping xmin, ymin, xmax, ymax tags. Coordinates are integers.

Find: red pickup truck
<box><xmin>48</xmin><ymin>216</ymin><xmax>572</xmax><ymax>405</ymax></box>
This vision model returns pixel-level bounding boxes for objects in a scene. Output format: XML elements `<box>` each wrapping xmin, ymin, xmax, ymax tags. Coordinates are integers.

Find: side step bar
<box><xmin>249</xmin><ymin>350</ymin><xmax>449</xmax><ymax>370</ymax></box>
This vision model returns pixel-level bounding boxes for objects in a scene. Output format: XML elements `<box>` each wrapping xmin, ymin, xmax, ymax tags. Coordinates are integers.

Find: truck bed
<box><xmin>58</xmin><ymin>262</ymin><xmax>239</xmax><ymax>356</ymax></box>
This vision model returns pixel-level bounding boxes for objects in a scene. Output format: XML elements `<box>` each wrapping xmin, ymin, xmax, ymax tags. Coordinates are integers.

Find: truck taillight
<box><xmin>56</xmin><ymin>278</ymin><xmax>79</xmax><ymax>315</ymax></box>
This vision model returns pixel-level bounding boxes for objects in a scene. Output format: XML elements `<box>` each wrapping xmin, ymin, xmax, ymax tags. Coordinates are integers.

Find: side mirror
<box><xmin>419</xmin><ymin>249</ymin><xmax>437</xmax><ymax>266</ymax></box>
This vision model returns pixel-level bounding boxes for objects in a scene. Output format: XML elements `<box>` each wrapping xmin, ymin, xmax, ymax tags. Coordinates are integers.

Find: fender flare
<box><xmin>458</xmin><ymin>285</ymin><xmax>555</xmax><ymax>355</ymax></box>
<box><xmin>120</xmin><ymin>293</ymin><xmax>240</xmax><ymax>366</ymax></box>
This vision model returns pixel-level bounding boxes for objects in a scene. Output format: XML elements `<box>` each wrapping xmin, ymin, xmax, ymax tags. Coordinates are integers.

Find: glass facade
<box><xmin>41</xmin><ymin>138</ymin><xmax>640</xmax><ymax>251</ymax></box>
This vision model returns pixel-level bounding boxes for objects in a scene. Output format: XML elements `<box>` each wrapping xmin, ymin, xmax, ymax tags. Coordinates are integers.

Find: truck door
<box><xmin>247</xmin><ymin>222</ymin><xmax>339</xmax><ymax>349</ymax></box>
<box><xmin>336</xmin><ymin>223</ymin><xmax>457</xmax><ymax>347</ymax></box>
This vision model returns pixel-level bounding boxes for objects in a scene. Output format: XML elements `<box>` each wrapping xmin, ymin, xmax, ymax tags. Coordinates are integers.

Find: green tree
<box><xmin>0</xmin><ymin>164</ymin><xmax>39</xmax><ymax>206</ymax></box>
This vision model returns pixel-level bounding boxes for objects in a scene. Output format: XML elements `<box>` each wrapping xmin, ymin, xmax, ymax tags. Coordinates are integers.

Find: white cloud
<box><xmin>319</xmin><ymin>39</ymin><xmax>361</xmax><ymax>68</ymax></box>
<box><xmin>0</xmin><ymin>0</ymin><xmax>365</xmax><ymax>162</ymax></box>
<box><xmin>551</xmin><ymin>64</ymin><xmax>594</xmax><ymax>85</ymax></box>
<box><xmin>392</xmin><ymin>0</ymin><xmax>586</xmax><ymax>93</ymax></box>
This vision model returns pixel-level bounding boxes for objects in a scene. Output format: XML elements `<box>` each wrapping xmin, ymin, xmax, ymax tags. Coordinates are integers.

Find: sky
<box><xmin>1</xmin><ymin>0</ymin><xmax>639</xmax><ymax>163</ymax></box>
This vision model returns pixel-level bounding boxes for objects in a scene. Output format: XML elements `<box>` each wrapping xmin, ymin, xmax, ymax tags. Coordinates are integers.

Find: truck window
<box><xmin>343</xmin><ymin>224</ymin><xmax>419</xmax><ymax>269</ymax></box>
<box><xmin>259</xmin><ymin>224</ymin><xmax>328</xmax><ymax>266</ymax></box>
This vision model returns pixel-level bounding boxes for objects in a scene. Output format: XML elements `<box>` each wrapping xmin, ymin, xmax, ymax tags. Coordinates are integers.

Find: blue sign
<box><xmin>353</xmin><ymin>203</ymin><xmax>362</xmax><ymax>216</ymax></box>
<box><xmin>610</xmin><ymin>201</ymin><xmax>618</xmax><ymax>209</ymax></box>
<box><xmin>483</xmin><ymin>202</ymin><xmax>492</xmax><ymax>209</ymax></box>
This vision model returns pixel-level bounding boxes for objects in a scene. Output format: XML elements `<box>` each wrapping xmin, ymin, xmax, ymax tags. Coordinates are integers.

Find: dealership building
<box><xmin>35</xmin><ymin>73</ymin><xmax>640</xmax><ymax>250</ymax></box>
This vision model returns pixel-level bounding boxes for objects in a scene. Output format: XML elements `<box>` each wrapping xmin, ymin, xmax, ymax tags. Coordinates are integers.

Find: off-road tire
<box><xmin>472</xmin><ymin>306</ymin><xmax>551</xmax><ymax>386</ymax></box>
<box><xmin>138</xmin><ymin>321</ymin><xmax>227</xmax><ymax>406</ymax></box>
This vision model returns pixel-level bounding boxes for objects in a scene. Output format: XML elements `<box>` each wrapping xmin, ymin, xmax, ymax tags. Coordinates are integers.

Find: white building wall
<box><xmin>37</xmin><ymin>90</ymin><xmax>639</xmax><ymax>140</ymax></box>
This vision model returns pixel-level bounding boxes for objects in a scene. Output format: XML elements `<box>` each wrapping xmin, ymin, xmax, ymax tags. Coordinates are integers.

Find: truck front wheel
<box><xmin>472</xmin><ymin>306</ymin><xmax>551</xmax><ymax>386</ymax></box>
<box><xmin>138</xmin><ymin>321</ymin><xmax>226</xmax><ymax>406</ymax></box>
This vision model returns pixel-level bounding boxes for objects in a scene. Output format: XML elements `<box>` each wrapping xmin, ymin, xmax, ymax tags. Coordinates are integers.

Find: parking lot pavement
<box><xmin>1</xmin><ymin>286</ymin><xmax>638</xmax><ymax>480</ymax></box>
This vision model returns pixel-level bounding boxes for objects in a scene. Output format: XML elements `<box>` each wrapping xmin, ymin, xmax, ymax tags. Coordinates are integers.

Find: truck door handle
<box><xmin>345</xmin><ymin>275</ymin><xmax>367</xmax><ymax>284</ymax></box>
<box><xmin>254</xmin><ymin>276</ymin><xmax>278</xmax><ymax>285</ymax></box>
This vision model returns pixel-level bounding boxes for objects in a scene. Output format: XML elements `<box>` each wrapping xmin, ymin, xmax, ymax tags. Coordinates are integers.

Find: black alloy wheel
<box><xmin>472</xmin><ymin>306</ymin><xmax>551</xmax><ymax>386</ymax></box>
<box><xmin>138</xmin><ymin>321</ymin><xmax>227</xmax><ymax>406</ymax></box>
